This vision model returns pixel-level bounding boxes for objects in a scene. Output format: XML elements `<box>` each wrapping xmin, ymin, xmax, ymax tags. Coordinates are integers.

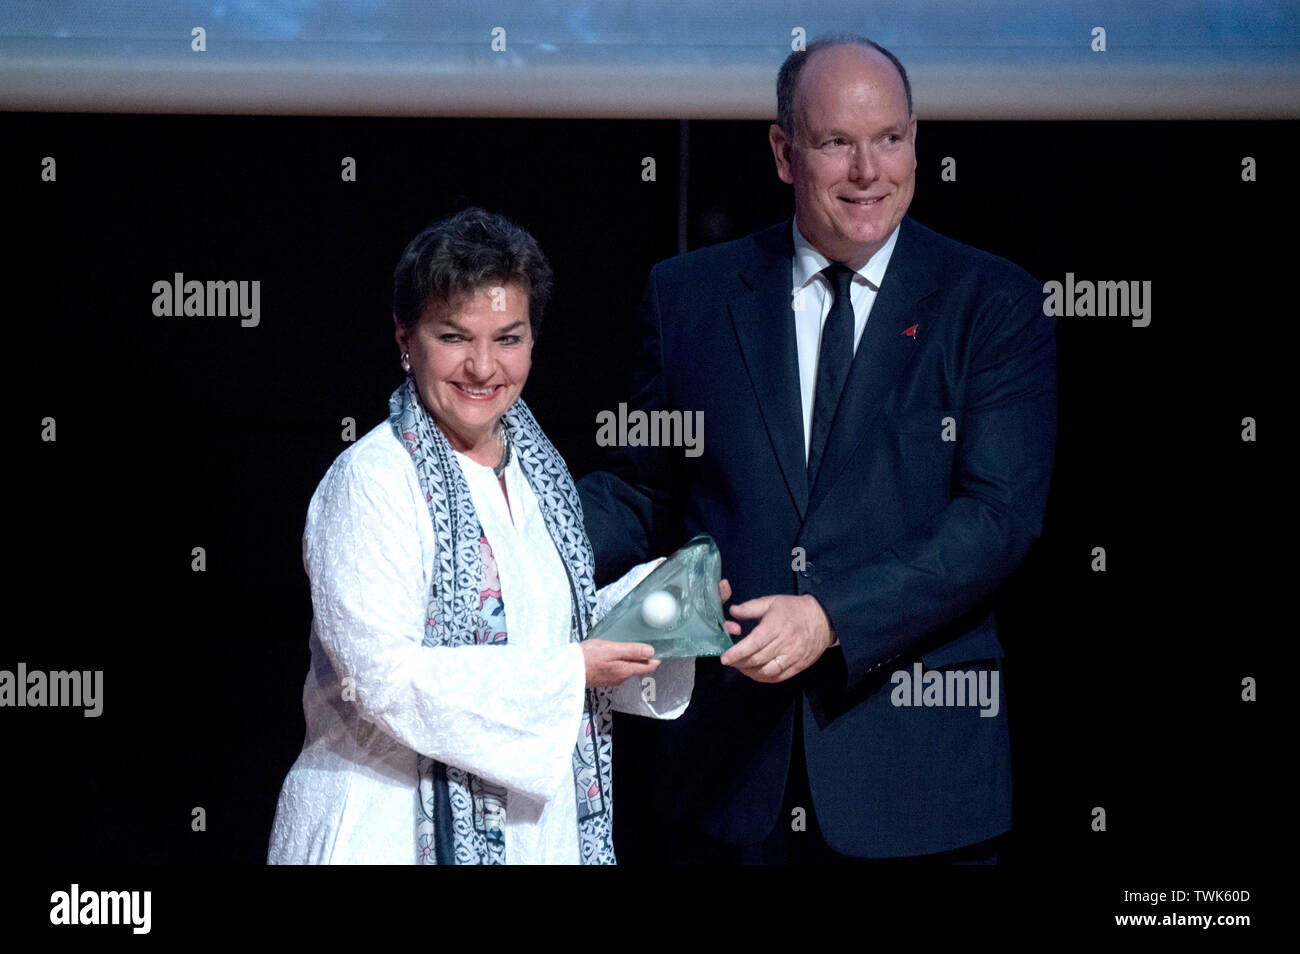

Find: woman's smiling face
<box><xmin>396</xmin><ymin>281</ymin><xmax>533</xmax><ymax>459</ymax></box>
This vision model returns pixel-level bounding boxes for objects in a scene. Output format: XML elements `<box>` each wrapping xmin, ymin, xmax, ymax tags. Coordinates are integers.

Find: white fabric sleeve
<box><xmin>305</xmin><ymin>444</ymin><xmax>586</xmax><ymax>804</ymax></box>
<box><xmin>594</xmin><ymin>559</ymin><xmax>695</xmax><ymax>720</ymax></box>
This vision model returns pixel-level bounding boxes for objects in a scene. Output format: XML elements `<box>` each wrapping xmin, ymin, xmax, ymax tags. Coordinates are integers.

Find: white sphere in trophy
<box><xmin>640</xmin><ymin>589</ymin><xmax>680</xmax><ymax>628</ymax></box>
<box><xmin>587</xmin><ymin>534</ymin><xmax>730</xmax><ymax>659</ymax></box>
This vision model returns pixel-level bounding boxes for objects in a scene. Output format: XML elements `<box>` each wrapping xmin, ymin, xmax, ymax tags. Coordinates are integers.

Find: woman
<box><xmin>268</xmin><ymin>207</ymin><xmax>722</xmax><ymax>864</ymax></box>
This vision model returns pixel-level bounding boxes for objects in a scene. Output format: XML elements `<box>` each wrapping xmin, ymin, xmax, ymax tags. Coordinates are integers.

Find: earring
<box><xmin>401</xmin><ymin>352</ymin><xmax>411</xmax><ymax>372</ymax></box>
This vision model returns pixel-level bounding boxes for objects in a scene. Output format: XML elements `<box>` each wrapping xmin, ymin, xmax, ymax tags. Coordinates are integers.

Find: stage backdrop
<box><xmin>5</xmin><ymin>112</ymin><xmax>1283</xmax><ymax>872</ymax></box>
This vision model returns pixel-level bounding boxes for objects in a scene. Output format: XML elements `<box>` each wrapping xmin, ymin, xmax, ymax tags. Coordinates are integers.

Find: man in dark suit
<box><xmin>578</xmin><ymin>34</ymin><xmax>1056</xmax><ymax>862</ymax></box>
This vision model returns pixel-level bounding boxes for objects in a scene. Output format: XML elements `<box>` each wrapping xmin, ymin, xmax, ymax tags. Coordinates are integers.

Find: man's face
<box><xmin>770</xmin><ymin>45</ymin><xmax>917</xmax><ymax>268</ymax></box>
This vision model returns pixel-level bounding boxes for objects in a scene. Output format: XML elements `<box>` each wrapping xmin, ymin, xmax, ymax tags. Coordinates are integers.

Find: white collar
<box><xmin>792</xmin><ymin>218</ymin><xmax>900</xmax><ymax>292</ymax></box>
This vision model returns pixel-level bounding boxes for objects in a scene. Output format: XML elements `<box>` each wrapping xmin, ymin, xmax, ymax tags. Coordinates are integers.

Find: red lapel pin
<box><xmin>902</xmin><ymin>324</ymin><xmax>918</xmax><ymax>338</ymax></box>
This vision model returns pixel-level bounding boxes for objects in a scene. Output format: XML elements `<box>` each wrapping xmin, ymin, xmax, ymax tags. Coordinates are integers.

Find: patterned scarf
<box><xmin>389</xmin><ymin>375</ymin><xmax>615</xmax><ymax>865</ymax></box>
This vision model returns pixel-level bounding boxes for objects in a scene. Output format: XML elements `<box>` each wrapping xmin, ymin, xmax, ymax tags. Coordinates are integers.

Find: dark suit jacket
<box><xmin>578</xmin><ymin>215</ymin><xmax>1057</xmax><ymax>857</ymax></box>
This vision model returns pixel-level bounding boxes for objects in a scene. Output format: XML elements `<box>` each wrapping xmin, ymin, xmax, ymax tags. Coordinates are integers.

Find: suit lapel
<box><xmin>807</xmin><ymin>217</ymin><xmax>937</xmax><ymax>511</ymax></box>
<box><xmin>729</xmin><ymin>222</ymin><xmax>809</xmax><ymax>519</ymax></box>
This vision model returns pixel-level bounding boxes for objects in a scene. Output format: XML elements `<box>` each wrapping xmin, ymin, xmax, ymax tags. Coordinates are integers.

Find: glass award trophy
<box><xmin>589</xmin><ymin>534</ymin><xmax>734</xmax><ymax>658</ymax></box>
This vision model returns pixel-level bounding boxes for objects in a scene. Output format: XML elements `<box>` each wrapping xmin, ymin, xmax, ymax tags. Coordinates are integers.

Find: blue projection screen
<box><xmin>1</xmin><ymin>0</ymin><xmax>1298</xmax><ymax>118</ymax></box>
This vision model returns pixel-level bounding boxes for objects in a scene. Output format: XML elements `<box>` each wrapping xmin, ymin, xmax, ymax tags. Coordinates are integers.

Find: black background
<box><xmin>3</xmin><ymin>113</ymin><xmax>1283</xmax><ymax>912</ymax></box>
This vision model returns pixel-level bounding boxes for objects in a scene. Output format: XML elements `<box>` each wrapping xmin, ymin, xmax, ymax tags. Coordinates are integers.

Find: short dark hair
<box><xmin>391</xmin><ymin>206</ymin><xmax>554</xmax><ymax>338</ymax></box>
<box><xmin>776</xmin><ymin>34</ymin><xmax>912</xmax><ymax>134</ymax></box>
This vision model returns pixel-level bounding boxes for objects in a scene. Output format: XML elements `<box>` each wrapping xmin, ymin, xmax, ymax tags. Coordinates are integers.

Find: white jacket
<box><xmin>267</xmin><ymin>422</ymin><xmax>688</xmax><ymax>864</ymax></box>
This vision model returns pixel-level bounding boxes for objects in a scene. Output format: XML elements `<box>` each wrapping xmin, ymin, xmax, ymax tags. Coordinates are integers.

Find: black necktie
<box><xmin>807</xmin><ymin>263</ymin><xmax>855</xmax><ymax>488</ymax></box>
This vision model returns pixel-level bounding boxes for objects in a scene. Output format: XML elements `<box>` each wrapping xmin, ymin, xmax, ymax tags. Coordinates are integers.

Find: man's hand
<box><xmin>720</xmin><ymin>594</ymin><xmax>834</xmax><ymax>683</ymax></box>
<box><xmin>719</xmin><ymin>578</ymin><xmax>742</xmax><ymax>638</ymax></box>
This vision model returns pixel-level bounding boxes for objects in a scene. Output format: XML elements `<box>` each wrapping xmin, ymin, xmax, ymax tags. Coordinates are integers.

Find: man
<box><xmin>578</xmin><ymin>34</ymin><xmax>1056</xmax><ymax>862</ymax></box>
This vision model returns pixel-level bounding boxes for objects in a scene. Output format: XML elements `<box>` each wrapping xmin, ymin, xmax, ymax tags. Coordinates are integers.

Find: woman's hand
<box><xmin>581</xmin><ymin>640</ymin><xmax>660</xmax><ymax>688</ymax></box>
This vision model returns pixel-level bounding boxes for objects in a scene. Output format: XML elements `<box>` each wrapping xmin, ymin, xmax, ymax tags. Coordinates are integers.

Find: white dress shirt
<box><xmin>791</xmin><ymin>220</ymin><xmax>900</xmax><ymax>461</ymax></box>
<box><xmin>452</xmin><ymin>446</ymin><xmax>584</xmax><ymax>864</ymax></box>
